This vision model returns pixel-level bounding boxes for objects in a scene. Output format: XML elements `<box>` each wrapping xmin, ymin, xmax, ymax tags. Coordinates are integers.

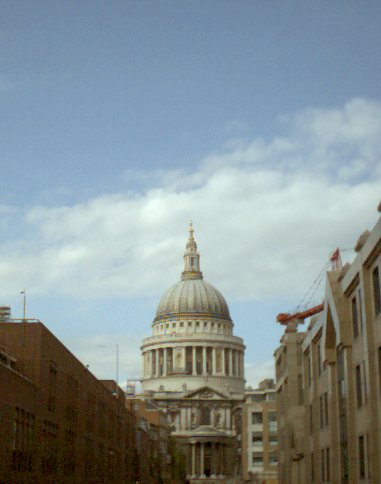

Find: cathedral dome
<box><xmin>155</xmin><ymin>278</ymin><xmax>231</xmax><ymax>321</ymax></box>
<box><xmin>154</xmin><ymin>223</ymin><xmax>231</xmax><ymax>322</ymax></box>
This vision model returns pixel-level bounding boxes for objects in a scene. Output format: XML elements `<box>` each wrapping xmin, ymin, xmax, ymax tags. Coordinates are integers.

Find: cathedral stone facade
<box><xmin>141</xmin><ymin>225</ymin><xmax>245</xmax><ymax>482</ymax></box>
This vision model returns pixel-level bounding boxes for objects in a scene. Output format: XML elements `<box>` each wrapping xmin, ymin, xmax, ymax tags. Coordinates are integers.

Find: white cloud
<box><xmin>0</xmin><ymin>98</ymin><xmax>380</xmax><ymax>308</ymax></box>
<box><xmin>245</xmin><ymin>359</ymin><xmax>275</xmax><ymax>388</ymax></box>
<box><xmin>66</xmin><ymin>333</ymin><xmax>142</xmax><ymax>383</ymax></box>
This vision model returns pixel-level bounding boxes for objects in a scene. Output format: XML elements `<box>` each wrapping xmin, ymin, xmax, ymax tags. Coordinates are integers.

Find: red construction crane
<box><xmin>276</xmin><ymin>247</ymin><xmax>350</xmax><ymax>325</ymax></box>
<box><xmin>330</xmin><ymin>247</ymin><xmax>342</xmax><ymax>271</ymax></box>
<box><xmin>276</xmin><ymin>302</ymin><xmax>324</xmax><ymax>325</ymax></box>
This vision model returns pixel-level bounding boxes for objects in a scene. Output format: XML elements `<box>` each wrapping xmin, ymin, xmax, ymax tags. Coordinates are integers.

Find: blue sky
<box><xmin>1</xmin><ymin>1</ymin><xmax>381</xmax><ymax>386</ymax></box>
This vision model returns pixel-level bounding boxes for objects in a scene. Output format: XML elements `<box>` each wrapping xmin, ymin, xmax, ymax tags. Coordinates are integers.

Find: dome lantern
<box><xmin>181</xmin><ymin>221</ymin><xmax>203</xmax><ymax>281</ymax></box>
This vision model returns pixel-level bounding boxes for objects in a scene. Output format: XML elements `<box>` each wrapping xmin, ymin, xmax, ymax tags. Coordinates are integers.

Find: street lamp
<box><xmin>20</xmin><ymin>290</ymin><xmax>26</xmax><ymax>320</ymax></box>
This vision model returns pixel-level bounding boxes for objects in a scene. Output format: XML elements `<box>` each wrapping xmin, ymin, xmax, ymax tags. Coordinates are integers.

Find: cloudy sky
<box><xmin>1</xmin><ymin>1</ymin><xmax>381</xmax><ymax>387</ymax></box>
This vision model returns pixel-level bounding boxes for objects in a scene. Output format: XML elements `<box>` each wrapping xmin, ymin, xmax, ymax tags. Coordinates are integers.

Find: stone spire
<box><xmin>181</xmin><ymin>222</ymin><xmax>203</xmax><ymax>280</ymax></box>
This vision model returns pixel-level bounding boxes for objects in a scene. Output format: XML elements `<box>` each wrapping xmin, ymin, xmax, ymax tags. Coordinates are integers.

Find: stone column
<box><xmin>202</xmin><ymin>346</ymin><xmax>207</xmax><ymax>375</ymax></box>
<box><xmin>192</xmin><ymin>346</ymin><xmax>197</xmax><ymax>375</ymax></box>
<box><xmin>222</xmin><ymin>348</ymin><xmax>226</xmax><ymax>375</ymax></box>
<box><xmin>212</xmin><ymin>347</ymin><xmax>216</xmax><ymax>374</ymax></box>
<box><xmin>229</xmin><ymin>349</ymin><xmax>233</xmax><ymax>376</ymax></box>
<box><xmin>163</xmin><ymin>348</ymin><xmax>167</xmax><ymax>376</ymax></box>
<box><xmin>211</xmin><ymin>442</ymin><xmax>216</xmax><ymax>477</ymax></box>
<box><xmin>220</xmin><ymin>444</ymin><xmax>224</xmax><ymax>477</ymax></box>
<box><xmin>192</xmin><ymin>443</ymin><xmax>196</xmax><ymax>477</ymax></box>
<box><xmin>155</xmin><ymin>349</ymin><xmax>159</xmax><ymax>377</ymax></box>
<box><xmin>216</xmin><ymin>444</ymin><xmax>220</xmax><ymax>477</ymax></box>
<box><xmin>200</xmin><ymin>442</ymin><xmax>205</xmax><ymax>477</ymax></box>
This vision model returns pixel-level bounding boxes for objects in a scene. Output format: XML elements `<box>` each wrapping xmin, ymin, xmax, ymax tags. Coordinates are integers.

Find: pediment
<box><xmin>184</xmin><ymin>386</ymin><xmax>228</xmax><ymax>400</ymax></box>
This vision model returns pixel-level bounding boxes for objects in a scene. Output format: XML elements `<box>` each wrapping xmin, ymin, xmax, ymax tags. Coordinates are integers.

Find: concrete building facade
<box><xmin>242</xmin><ymin>379</ymin><xmax>278</xmax><ymax>483</ymax></box>
<box><xmin>141</xmin><ymin>224</ymin><xmax>245</xmax><ymax>483</ymax></box>
<box><xmin>275</xmin><ymin>204</ymin><xmax>381</xmax><ymax>484</ymax></box>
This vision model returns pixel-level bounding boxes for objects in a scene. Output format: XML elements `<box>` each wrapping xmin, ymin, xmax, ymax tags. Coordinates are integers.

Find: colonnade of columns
<box><xmin>145</xmin><ymin>346</ymin><xmax>244</xmax><ymax>378</ymax></box>
<box><xmin>188</xmin><ymin>441</ymin><xmax>226</xmax><ymax>479</ymax></box>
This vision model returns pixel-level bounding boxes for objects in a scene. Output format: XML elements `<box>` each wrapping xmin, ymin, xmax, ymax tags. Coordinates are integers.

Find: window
<box><xmin>311</xmin><ymin>453</ymin><xmax>315</xmax><ymax>482</ymax></box>
<box><xmin>358</xmin><ymin>289</ymin><xmax>363</xmax><ymax>332</ymax></box>
<box><xmin>352</xmin><ymin>296</ymin><xmax>359</xmax><ymax>338</ymax></box>
<box><xmin>269</xmin><ymin>436</ymin><xmax>277</xmax><ymax>446</ymax></box>
<box><xmin>306</xmin><ymin>349</ymin><xmax>312</xmax><ymax>386</ymax></box>
<box><xmin>317</xmin><ymin>342</ymin><xmax>322</xmax><ymax>376</ymax></box>
<box><xmin>12</xmin><ymin>408</ymin><xmax>35</xmax><ymax>472</ymax></box>
<box><xmin>321</xmin><ymin>447</ymin><xmax>330</xmax><ymax>481</ymax></box>
<box><xmin>268</xmin><ymin>411</ymin><xmax>277</xmax><ymax>422</ymax></box>
<box><xmin>324</xmin><ymin>392</ymin><xmax>329</xmax><ymax>426</ymax></box>
<box><xmin>269</xmin><ymin>451</ymin><xmax>277</xmax><ymax>465</ymax></box>
<box><xmin>321</xmin><ymin>449</ymin><xmax>325</xmax><ymax>481</ymax></box>
<box><xmin>378</xmin><ymin>347</ymin><xmax>381</xmax><ymax>394</ymax></box>
<box><xmin>251</xmin><ymin>412</ymin><xmax>262</xmax><ymax>425</ymax></box>
<box><xmin>356</xmin><ymin>365</ymin><xmax>363</xmax><ymax>408</ymax></box>
<box><xmin>252</xmin><ymin>435</ymin><xmax>262</xmax><ymax>447</ymax></box>
<box><xmin>252</xmin><ymin>454</ymin><xmax>263</xmax><ymax>467</ymax></box>
<box><xmin>251</xmin><ymin>394</ymin><xmax>266</xmax><ymax>403</ymax></box>
<box><xmin>172</xmin><ymin>323</ymin><xmax>176</xmax><ymax>328</ymax></box>
<box><xmin>41</xmin><ymin>420</ymin><xmax>58</xmax><ymax>475</ymax></box>
<box><xmin>366</xmin><ymin>433</ymin><xmax>371</xmax><ymax>480</ymax></box>
<box><xmin>200</xmin><ymin>407</ymin><xmax>211</xmax><ymax>425</ymax></box>
<box><xmin>65</xmin><ymin>375</ymin><xmax>78</xmax><ymax>424</ymax></box>
<box><xmin>180</xmin><ymin>322</ymin><xmax>184</xmax><ymax>327</ymax></box>
<box><xmin>64</xmin><ymin>430</ymin><xmax>76</xmax><ymax>476</ymax></box>
<box><xmin>48</xmin><ymin>364</ymin><xmax>57</xmax><ymax>412</ymax></box>
<box><xmin>320</xmin><ymin>393</ymin><xmax>329</xmax><ymax>428</ymax></box>
<box><xmin>362</xmin><ymin>360</ymin><xmax>367</xmax><ymax>404</ymax></box>
<box><xmin>310</xmin><ymin>404</ymin><xmax>313</xmax><ymax>434</ymax></box>
<box><xmin>373</xmin><ymin>267</ymin><xmax>381</xmax><ymax>316</ymax></box>
<box><xmin>359</xmin><ymin>435</ymin><xmax>365</xmax><ymax>479</ymax></box>
<box><xmin>268</xmin><ymin>411</ymin><xmax>277</xmax><ymax>431</ymax></box>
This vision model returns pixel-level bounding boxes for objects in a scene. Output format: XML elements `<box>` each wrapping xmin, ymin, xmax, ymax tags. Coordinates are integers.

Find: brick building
<box><xmin>275</xmin><ymin>203</ymin><xmax>381</xmax><ymax>483</ymax></box>
<box><xmin>126</xmin><ymin>397</ymin><xmax>184</xmax><ymax>483</ymax></box>
<box><xmin>0</xmin><ymin>320</ymin><xmax>138</xmax><ymax>483</ymax></box>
